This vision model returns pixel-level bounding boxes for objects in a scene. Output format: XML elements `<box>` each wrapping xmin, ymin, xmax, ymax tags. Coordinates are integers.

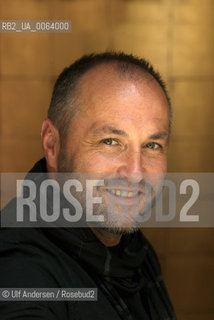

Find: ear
<box><xmin>41</xmin><ymin>119</ymin><xmax>60</xmax><ymax>172</ymax></box>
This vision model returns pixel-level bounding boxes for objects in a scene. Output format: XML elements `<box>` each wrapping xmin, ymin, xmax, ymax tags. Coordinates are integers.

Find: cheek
<box><xmin>144</xmin><ymin>155</ymin><xmax>167</xmax><ymax>172</ymax></box>
<box><xmin>72</xmin><ymin>151</ymin><xmax>118</xmax><ymax>172</ymax></box>
<box><xmin>71</xmin><ymin>147</ymin><xmax>168</xmax><ymax>173</ymax></box>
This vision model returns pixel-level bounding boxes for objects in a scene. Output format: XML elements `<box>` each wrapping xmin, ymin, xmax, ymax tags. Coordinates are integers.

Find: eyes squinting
<box><xmin>100</xmin><ymin>138</ymin><xmax>163</xmax><ymax>151</ymax></box>
<box><xmin>145</xmin><ymin>142</ymin><xmax>162</xmax><ymax>150</ymax></box>
<box><xmin>101</xmin><ymin>138</ymin><xmax>119</xmax><ymax>146</ymax></box>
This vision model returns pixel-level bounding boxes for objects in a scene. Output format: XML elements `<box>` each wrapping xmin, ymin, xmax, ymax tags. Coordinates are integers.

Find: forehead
<box><xmin>75</xmin><ymin>64</ymin><xmax>169</xmax><ymax>121</ymax></box>
<box><xmin>78</xmin><ymin>63</ymin><xmax>161</xmax><ymax>98</ymax></box>
<box><xmin>64</xmin><ymin>64</ymin><xmax>170</xmax><ymax>144</ymax></box>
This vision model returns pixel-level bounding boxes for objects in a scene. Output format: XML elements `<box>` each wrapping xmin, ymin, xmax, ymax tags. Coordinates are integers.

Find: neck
<box><xmin>91</xmin><ymin>228</ymin><xmax>122</xmax><ymax>247</ymax></box>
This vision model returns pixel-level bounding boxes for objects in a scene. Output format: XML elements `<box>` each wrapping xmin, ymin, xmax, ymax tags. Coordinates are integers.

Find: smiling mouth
<box><xmin>107</xmin><ymin>189</ymin><xmax>141</xmax><ymax>198</ymax></box>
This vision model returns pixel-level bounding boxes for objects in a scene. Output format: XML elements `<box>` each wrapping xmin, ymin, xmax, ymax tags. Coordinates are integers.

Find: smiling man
<box><xmin>0</xmin><ymin>52</ymin><xmax>177</xmax><ymax>319</ymax></box>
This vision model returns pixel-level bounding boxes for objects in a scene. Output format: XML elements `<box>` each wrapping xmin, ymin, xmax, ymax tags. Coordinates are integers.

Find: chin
<box><xmin>102</xmin><ymin>224</ymin><xmax>141</xmax><ymax>235</ymax></box>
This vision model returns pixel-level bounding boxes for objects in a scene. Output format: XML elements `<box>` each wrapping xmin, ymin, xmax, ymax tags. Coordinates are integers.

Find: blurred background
<box><xmin>0</xmin><ymin>0</ymin><xmax>214</xmax><ymax>319</ymax></box>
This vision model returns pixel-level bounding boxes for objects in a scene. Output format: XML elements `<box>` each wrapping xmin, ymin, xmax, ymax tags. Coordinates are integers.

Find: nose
<box><xmin>116</xmin><ymin>149</ymin><xmax>145</xmax><ymax>183</ymax></box>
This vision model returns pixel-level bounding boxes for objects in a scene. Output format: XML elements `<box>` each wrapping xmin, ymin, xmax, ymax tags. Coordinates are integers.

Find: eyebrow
<box><xmin>91</xmin><ymin>125</ymin><xmax>168</xmax><ymax>141</ymax></box>
<box><xmin>92</xmin><ymin>125</ymin><xmax>128</xmax><ymax>137</ymax></box>
<box><xmin>148</xmin><ymin>132</ymin><xmax>169</xmax><ymax>140</ymax></box>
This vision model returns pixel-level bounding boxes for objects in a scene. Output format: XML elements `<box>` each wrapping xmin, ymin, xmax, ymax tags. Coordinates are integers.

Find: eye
<box><xmin>101</xmin><ymin>138</ymin><xmax>118</xmax><ymax>146</ymax></box>
<box><xmin>145</xmin><ymin>142</ymin><xmax>162</xmax><ymax>150</ymax></box>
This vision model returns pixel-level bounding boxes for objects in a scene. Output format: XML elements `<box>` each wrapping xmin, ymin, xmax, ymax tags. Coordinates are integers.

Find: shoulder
<box><xmin>0</xmin><ymin>227</ymin><xmax>58</xmax><ymax>287</ymax></box>
<box><xmin>0</xmin><ymin>226</ymin><xmax>96</xmax><ymax>289</ymax></box>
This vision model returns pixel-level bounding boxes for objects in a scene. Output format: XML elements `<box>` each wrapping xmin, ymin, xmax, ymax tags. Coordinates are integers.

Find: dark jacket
<box><xmin>0</xmin><ymin>159</ymin><xmax>177</xmax><ymax>320</ymax></box>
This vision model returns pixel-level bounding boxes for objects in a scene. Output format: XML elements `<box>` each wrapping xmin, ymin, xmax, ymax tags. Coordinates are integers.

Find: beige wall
<box><xmin>0</xmin><ymin>0</ymin><xmax>214</xmax><ymax>319</ymax></box>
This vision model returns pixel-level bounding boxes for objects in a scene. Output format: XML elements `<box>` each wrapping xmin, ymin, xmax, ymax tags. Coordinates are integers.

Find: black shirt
<box><xmin>0</xmin><ymin>159</ymin><xmax>177</xmax><ymax>320</ymax></box>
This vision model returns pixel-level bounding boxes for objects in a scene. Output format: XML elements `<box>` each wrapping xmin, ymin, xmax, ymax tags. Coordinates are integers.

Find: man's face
<box><xmin>57</xmin><ymin>65</ymin><xmax>169</xmax><ymax>233</ymax></box>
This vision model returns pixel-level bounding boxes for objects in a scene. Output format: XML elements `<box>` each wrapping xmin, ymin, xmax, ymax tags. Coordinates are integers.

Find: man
<box><xmin>0</xmin><ymin>52</ymin><xmax>177</xmax><ymax>319</ymax></box>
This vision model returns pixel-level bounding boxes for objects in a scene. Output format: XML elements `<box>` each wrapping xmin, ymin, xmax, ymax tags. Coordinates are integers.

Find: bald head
<box><xmin>77</xmin><ymin>63</ymin><xmax>169</xmax><ymax>120</ymax></box>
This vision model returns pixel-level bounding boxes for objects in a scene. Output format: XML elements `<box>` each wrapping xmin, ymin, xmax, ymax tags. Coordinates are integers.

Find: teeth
<box><xmin>121</xmin><ymin>191</ymin><xmax>128</xmax><ymax>197</ymax></box>
<box><xmin>116</xmin><ymin>190</ymin><xmax>121</xmax><ymax>196</ymax></box>
<box><xmin>109</xmin><ymin>189</ymin><xmax>139</xmax><ymax>198</ymax></box>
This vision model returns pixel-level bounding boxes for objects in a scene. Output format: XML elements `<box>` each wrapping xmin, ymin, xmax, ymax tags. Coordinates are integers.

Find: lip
<box><xmin>104</xmin><ymin>186</ymin><xmax>144</xmax><ymax>193</ymax></box>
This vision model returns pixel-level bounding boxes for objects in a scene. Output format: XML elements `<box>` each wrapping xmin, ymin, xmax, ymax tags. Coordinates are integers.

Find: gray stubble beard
<box><xmin>56</xmin><ymin>149</ymin><xmax>156</xmax><ymax>234</ymax></box>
